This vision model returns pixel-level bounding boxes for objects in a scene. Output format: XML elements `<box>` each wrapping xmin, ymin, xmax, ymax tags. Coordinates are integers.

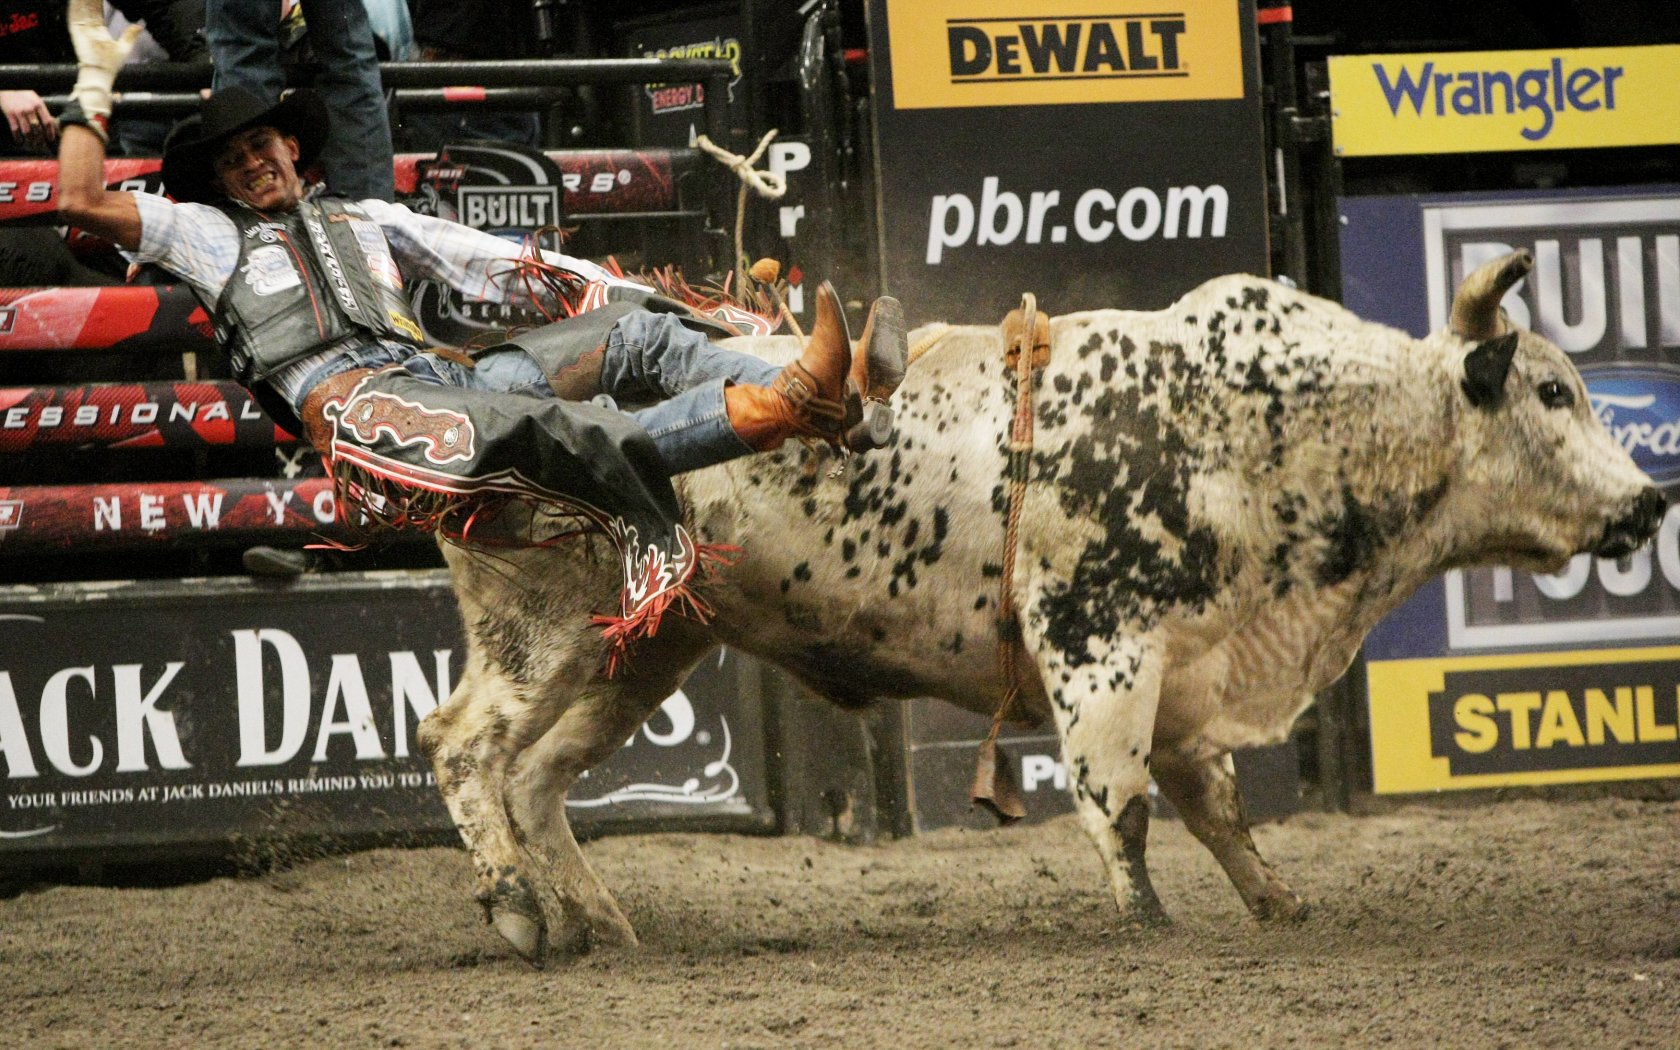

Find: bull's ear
<box><xmin>1461</xmin><ymin>332</ymin><xmax>1519</xmax><ymax>410</ymax></box>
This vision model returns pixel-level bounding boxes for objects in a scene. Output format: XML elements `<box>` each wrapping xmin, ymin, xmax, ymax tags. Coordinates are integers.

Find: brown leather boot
<box><xmin>842</xmin><ymin>294</ymin><xmax>908</xmax><ymax>451</ymax></box>
<box><xmin>726</xmin><ymin>281</ymin><xmax>853</xmax><ymax>451</ymax></box>
<box><xmin>848</xmin><ymin>295</ymin><xmax>907</xmax><ymax>402</ymax></box>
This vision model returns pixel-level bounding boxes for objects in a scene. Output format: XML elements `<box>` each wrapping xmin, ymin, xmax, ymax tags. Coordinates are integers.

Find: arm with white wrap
<box><xmin>57</xmin><ymin>0</ymin><xmax>144</xmax><ymax>249</ymax></box>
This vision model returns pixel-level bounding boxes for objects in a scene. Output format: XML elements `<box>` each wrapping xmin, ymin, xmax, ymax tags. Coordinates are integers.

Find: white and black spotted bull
<box><xmin>417</xmin><ymin>251</ymin><xmax>1664</xmax><ymax>964</ymax></box>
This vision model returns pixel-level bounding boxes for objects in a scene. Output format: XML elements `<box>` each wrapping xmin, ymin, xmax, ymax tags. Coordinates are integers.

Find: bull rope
<box><xmin>695</xmin><ymin>130</ymin><xmax>786</xmax><ymax>293</ymax></box>
<box><xmin>906</xmin><ymin>325</ymin><xmax>954</xmax><ymax>366</ymax></box>
<box><xmin>970</xmin><ymin>292</ymin><xmax>1047</xmax><ymax>824</ymax></box>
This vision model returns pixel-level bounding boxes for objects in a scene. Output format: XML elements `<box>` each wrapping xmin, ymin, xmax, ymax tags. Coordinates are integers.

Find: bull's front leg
<box><xmin>1028</xmin><ymin>628</ymin><xmax>1171</xmax><ymax>927</ymax></box>
<box><xmin>416</xmin><ymin>662</ymin><xmax>559</xmax><ymax>965</ymax></box>
<box><xmin>503</xmin><ymin>689</ymin><xmax>647</xmax><ymax>956</ymax></box>
<box><xmin>503</xmin><ymin>627</ymin><xmax>714</xmax><ymax>958</ymax></box>
<box><xmin>1150</xmin><ymin>749</ymin><xmax>1308</xmax><ymax>922</ymax></box>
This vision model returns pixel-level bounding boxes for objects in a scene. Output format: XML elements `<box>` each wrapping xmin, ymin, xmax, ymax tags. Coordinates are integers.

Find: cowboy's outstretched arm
<box><xmin>57</xmin><ymin>0</ymin><xmax>143</xmax><ymax>249</ymax></box>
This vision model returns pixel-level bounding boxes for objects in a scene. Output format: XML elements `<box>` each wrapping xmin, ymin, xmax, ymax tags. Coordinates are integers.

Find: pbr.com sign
<box><xmin>865</xmin><ymin>0</ymin><xmax>1267</xmax><ymax>324</ymax></box>
<box><xmin>0</xmin><ymin>572</ymin><xmax>769</xmax><ymax>855</ymax></box>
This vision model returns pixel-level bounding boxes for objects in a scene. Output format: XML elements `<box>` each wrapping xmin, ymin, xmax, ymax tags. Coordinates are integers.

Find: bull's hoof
<box><xmin>1252</xmin><ymin>892</ymin><xmax>1310</xmax><ymax>923</ymax></box>
<box><xmin>1122</xmin><ymin>894</ymin><xmax>1173</xmax><ymax>930</ymax></box>
<box><xmin>491</xmin><ymin>906</ymin><xmax>549</xmax><ymax>966</ymax></box>
<box><xmin>559</xmin><ymin>896</ymin><xmax>641</xmax><ymax>952</ymax></box>
<box><xmin>588</xmin><ymin>912</ymin><xmax>640</xmax><ymax>950</ymax></box>
<box><xmin>1124</xmin><ymin>911</ymin><xmax>1174</xmax><ymax>931</ymax></box>
<box><xmin>478</xmin><ymin>873</ymin><xmax>549</xmax><ymax>966</ymax></box>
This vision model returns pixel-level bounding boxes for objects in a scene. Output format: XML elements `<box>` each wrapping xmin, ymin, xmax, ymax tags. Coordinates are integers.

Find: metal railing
<box><xmin>0</xmin><ymin>57</ymin><xmax>735</xmax><ymax>142</ymax></box>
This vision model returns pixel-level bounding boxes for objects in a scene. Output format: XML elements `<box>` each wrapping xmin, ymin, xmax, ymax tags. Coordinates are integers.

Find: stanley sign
<box><xmin>885</xmin><ymin>0</ymin><xmax>1244</xmax><ymax>109</ymax></box>
<box><xmin>1367</xmin><ymin>647</ymin><xmax>1680</xmax><ymax>792</ymax></box>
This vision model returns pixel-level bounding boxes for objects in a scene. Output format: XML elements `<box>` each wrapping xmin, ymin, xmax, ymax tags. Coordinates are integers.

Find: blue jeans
<box><xmin>207</xmin><ymin>0</ymin><xmax>396</xmax><ymax>201</ymax></box>
<box><xmin>401</xmin><ymin>311</ymin><xmax>780</xmax><ymax>475</ymax></box>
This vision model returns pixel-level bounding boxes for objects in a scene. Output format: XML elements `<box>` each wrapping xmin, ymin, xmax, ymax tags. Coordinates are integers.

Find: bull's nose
<box><xmin>1634</xmin><ymin>486</ymin><xmax>1667</xmax><ymax>534</ymax></box>
<box><xmin>1593</xmin><ymin>486</ymin><xmax>1668</xmax><ymax>559</ymax></box>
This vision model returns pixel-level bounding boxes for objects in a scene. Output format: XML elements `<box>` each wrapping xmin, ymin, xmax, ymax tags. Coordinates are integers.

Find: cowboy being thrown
<box><xmin>55</xmin><ymin>0</ymin><xmax>905</xmax><ymax>656</ymax></box>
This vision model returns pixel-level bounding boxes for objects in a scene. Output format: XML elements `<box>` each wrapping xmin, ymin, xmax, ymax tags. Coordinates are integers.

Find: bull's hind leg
<box><xmin>503</xmin><ymin>625</ymin><xmax>715</xmax><ymax>957</ymax></box>
<box><xmin>1151</xmin><ymin>750</ymin><xmax>1307</xmax><ymax>922</ymax></box>
<box><xmin>1029</xmin><ymin>629</ymin><xmax>1171</xmax><ymax>927</ymax></box>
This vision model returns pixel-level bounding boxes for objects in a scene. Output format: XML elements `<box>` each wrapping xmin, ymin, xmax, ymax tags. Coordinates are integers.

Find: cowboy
<box><xmin>55</xmin><ymin>0</ymin><xmax>902</xmax><ymax>653</ymax></box>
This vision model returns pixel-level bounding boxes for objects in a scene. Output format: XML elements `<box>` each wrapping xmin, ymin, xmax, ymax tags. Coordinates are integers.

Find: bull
<box><xmin>417</xmin><ymin>251</ymin><xmax>1664</xmax><ymax>964</ymax></box>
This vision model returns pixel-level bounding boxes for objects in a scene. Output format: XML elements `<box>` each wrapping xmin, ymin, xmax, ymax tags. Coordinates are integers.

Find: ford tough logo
<box><xmin>1583</xmin><ymin>364</ymin><xmax>1680</xmax><ymax>485</ymax></box>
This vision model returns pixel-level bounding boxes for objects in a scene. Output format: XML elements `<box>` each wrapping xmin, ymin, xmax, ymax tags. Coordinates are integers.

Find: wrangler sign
<box><xmin>885</xmin><ymin>0</ymin><xmax>1243</xmax><ymax>109</ymax></box>
<box><xmin>1329</xmin><ymin>45</ymin><xmax>1680</xmax><ymax>157</ymax></box>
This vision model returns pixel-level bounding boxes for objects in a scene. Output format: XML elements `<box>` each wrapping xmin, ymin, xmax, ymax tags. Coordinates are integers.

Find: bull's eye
<box><xmin>1537</xmin><ymin>380</ymin><xmax>1574</xmax><ymax>409</ymax></box>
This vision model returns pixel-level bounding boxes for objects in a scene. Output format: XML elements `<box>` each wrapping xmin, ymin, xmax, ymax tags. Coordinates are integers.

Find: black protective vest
<box><xmin>210</xmin><ymin>197</ymin><xmax>426</xmax><ymax>387</ymax></box>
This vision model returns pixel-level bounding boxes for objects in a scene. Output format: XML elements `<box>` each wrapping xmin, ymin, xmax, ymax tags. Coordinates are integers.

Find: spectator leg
<box><xmin>204</xmin><ymin>0</ymin><xmax>286</xmax><ymax>97</ymax></box>
<box><xmin>299</xmin><ymin>0</ymin><xmax>396</xmax><ymax>200</ymax></box>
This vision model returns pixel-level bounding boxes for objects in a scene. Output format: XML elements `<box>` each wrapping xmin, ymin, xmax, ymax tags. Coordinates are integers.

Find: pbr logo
<box><xmin>415</xmin><ymin>143</ymin><xmax>567</xmax><ymax>230</ymax></box>
<box><xmin>0</xmin><ymin>499</ymin><xmax>20</xmax><ymax>534</ymax></box>
<box><xmin>456</xmin><ymin>185</ymin><xmax>562</xmax><ymax>232</ymax></box>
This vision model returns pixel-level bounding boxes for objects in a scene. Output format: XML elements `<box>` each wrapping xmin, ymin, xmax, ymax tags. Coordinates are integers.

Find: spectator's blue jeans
<box><xmin>400</xmin><ymin>311</ymin><xmax>781</xmax><ymax>475</ymax></box>
<box><xmin>206</xmin><ymin>0</ymin><xmax>396</xmax><ymax>201</ymax></box>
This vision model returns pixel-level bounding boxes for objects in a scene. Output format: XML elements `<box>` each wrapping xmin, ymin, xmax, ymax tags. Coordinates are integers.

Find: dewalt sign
<box><xmin>884</xmin><ymin>0</ymin><xmax>1245</xmax><ymax>110</ymax></box>
<box><xmin>1329</xmin><ymin>45</ymin><xmax>1680</xmax><ymax>156</ymax></box>
<box><xmin>1367</xmin><ymin>647</ymin><xmax>1680</xmax><ymax>793</ymax></box>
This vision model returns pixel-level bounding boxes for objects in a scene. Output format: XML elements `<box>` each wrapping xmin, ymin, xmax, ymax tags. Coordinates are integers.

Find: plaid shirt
<box><xmin>132</xmin><ymin>192</ymin><xmax>646</xmax><ymax>405</ymax></box>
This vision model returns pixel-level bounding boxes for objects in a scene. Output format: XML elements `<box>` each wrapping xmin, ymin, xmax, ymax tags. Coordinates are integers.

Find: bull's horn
<box><xmin>1450</xmin><ymin>249</ymin><xmax>1533</xmax><ymax>341</ymax></box>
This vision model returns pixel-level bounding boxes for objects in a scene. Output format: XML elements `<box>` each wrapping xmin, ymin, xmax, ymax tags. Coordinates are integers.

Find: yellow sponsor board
<box><xmin>884</xmin><ymin>0</ymin><xmax>1245</xmax><ymax>110</ymax></box>
<box><xmin>1368</xmin><ymin>646</ymin><xmax>1680</xmax><ymax>793</ymax></box>
<box><xmin>1330</xmin><ymin>45</ymin><xmax>1680</xmax><ymax>157</ymax></box>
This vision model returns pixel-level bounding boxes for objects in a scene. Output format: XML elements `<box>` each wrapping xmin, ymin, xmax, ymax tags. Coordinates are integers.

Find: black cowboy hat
<box><xmin>160</xmin><ymin>86</ymin><xmax>329</xmax><ymax>204</ymax></box>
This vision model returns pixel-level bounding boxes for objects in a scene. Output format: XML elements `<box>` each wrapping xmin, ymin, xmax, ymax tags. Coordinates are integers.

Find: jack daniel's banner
<box><xmin>0</xmin><ymin>571</ymin><xmax>771</xmax><ymax>856</ymax></box>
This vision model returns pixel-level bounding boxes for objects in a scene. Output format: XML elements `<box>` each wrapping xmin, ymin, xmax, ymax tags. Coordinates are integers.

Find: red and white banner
<box><xmin>0</xmin><ymin>477</ymin><xmax>345</xmax><ymax>551</ymax></box>
<box><xmin>0</xmin><ymin>380</ymin><xmax>292</xmax><ymax>450</ymax></box>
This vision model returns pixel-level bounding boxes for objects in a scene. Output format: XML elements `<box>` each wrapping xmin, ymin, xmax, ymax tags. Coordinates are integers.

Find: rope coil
<box><xmin>695</xmin><ymin>129</ymin><xmax>787</xmax><ymax>291</ymax></box>
<box><xmin>694</xmin><ymin>129</ymin><xmax>787</xmax><ymax>200</ymax></box>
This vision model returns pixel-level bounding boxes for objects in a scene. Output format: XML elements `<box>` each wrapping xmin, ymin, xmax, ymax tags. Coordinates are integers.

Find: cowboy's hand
<box><xmin>0</xmin><ymin>90</ymin><xmax>56</xmax><ymax>150</ymax></box>
<box><xmin>67</xmin><ymin>0</ymin><xmax>143</xmax><ymax>118</ymax></box>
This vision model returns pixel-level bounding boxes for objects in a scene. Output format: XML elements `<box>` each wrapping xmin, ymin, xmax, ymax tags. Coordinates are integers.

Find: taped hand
<box><xmin>67</xmin><ymin>0</ymin><xmax>143</xmax><ymax>118</ymax></box>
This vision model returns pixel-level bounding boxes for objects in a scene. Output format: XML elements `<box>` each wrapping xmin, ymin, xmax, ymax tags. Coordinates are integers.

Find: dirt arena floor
<box><xmin>4</xmin><ymin>796</ymin><xmax>1678</xmax><ymax>1049</ymax></box>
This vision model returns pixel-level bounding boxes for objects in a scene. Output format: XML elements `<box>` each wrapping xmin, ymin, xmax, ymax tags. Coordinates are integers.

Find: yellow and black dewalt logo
<box><xmin>945</xmin><ymin>16</ymin><xmax>1187</xmax><ymax>83</ymax></box>
<box><xmin>885</xmin><ymin>1</ymin><xmax>1243</xmax><ymax>110</ymax></box>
